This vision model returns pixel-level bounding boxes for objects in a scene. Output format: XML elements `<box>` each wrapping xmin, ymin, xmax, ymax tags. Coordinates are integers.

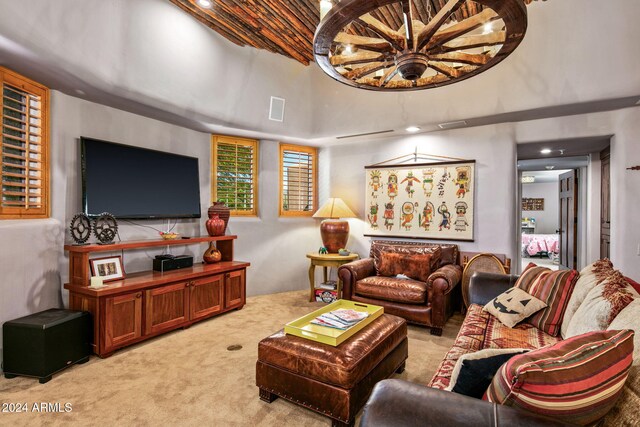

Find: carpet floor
<box><xmin>0</xmin><ymin>290</ymin><xmax>461</xmax><ymax>426</ymax></box>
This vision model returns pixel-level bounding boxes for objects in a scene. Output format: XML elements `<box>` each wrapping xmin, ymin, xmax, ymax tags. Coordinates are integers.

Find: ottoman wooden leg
<box><xmin>395</xmin><ymin>361</ymin><xmax>406</xmax><ymax>374</ymax></box>
<box><xmin>259</xmin><ymin>388</ymin><xmax>278</xmax><ymax>403</ymax></box>
<box><xmin>430</xmin><ymin>327</ymin><xmax>442</xmax><ymax>336</ymax></box>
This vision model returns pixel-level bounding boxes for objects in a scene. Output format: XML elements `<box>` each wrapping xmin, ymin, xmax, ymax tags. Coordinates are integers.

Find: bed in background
<box><xmin>522</xmin><ymin>233</ymin><xmax>559</xmax><ymax>257</ymax></box>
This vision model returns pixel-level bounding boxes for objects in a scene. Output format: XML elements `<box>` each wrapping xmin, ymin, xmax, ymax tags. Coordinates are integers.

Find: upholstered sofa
<box><xmin>360</xmin><ymin>261</ymin><xmax>640</xmax><ymax>426</ymax></box>
<box><xmin>338</xmin><ymin>240</ymin><xmax>462</xmax><ymax>336</ymax></box>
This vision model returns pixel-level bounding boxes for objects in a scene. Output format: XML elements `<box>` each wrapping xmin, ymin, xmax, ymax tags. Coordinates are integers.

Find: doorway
<box><xmin>521</xmin><ymin>169</ymin><xmax>570</xmax><ymax>271</ymax></box>
<box><xmin>516</xmin><ymin>136</ymin><xmax>612</xmax><ymax>273</ymax></box>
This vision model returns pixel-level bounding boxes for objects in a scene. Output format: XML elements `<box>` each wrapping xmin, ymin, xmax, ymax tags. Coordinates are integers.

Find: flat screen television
<box><xmin>81</xmin><ymin>137</ymin><xmax>201</xmax><ymax>219</ymax></box>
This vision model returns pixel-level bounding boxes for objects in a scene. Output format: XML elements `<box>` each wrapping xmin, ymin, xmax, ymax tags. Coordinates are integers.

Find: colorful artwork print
<box><xmin>369</xmin><ymin>170</ymin><xmax>382</xmax><ymax>198</ymax></box>
<box><xmin>364</xmin><ymin>161</ymin><xmax>475</xmax><ymax>241</ymax></box>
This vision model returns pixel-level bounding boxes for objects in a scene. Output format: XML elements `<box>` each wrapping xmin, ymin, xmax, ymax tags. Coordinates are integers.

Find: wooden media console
<box><xmin>64</xmin><ymin>235</ymin><xmax>249</xmax><ymax>357</ymax></box>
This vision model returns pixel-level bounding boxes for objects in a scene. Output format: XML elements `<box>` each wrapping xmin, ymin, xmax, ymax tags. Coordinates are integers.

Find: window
<box><xmin>0</xmin><ymin>67</ymin><xmax>49</xmax><ymax>219</ymax></box>
<box><xmin>211</xmin><ymin>135</ymin><xmax>258</xmax><ymax>216</ymax></box>
<box><xmin>279</xmin><ymin>143</ymin><xmax>317</xmax><ymax>217</ymax></box>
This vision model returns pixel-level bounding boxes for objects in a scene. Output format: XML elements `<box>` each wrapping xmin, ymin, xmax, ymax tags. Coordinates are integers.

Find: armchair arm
<box><xmin>427</xmin><ymin>264</ymin><xmax>462</xmax><ymax>295</ymax></box>
<box><xmin>338</xmin><ymin>258</ymin><xmax>375</xmax><ymax>299</ymax></box>
<box><xmin>427</xmin><ymin>264</ymin><xmax>462</xmax><ymax>328</ymax></box>
<box><xmin>469</xmin><ymin>272</ymin><xmax>519</xmax><ymax>306</ymax></box>
<box><xmin>360</xmin><ymin>379</ymin><xmax>573</xmax><ymax>427</ymax></box>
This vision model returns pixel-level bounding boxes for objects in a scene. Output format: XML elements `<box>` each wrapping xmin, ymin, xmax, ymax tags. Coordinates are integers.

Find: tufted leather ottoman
<box><xmin>256</xmin><ymin>314</ymin><xmax>408</xmax><ymax>427</ymax></box>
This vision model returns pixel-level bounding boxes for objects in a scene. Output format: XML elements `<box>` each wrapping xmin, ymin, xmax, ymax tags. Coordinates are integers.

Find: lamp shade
<box><xmin>313</xmin><ymin>198</ymin><xmax>356</xmax><ymax>253</ymax></box>
<box><xmin>312</xmin><ymin>198</ymin><xmax>356</xmax><ymax>219</ymax></box>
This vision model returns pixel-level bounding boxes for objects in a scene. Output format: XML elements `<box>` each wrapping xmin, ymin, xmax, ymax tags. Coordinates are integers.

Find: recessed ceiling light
<box><xmin>540</xmin><ymin>148</ymin><xmax>552</xmax><ymax>154</ymax></box>
<box><xmin>521</xmin><ymin>176</ymin><xmax>535</xmax><ymax>183</ymax></box>
<box><xmin>197</xmin><ymin>0</ymin><xmax>213</xmax><ymax>8</ymax></box>
<box><xmin>483</xmin><ymin>23</ymin><xmax>493</xmax><ymax>34</ymax></box>
<box><xmin>406</xmin><ymin>126</ymin><xmax>420</xmax><ymax>133</ymax></box>
<box><xmin>545</xmin><ymin>166</ymin><xmax>555</xmax><ymax>170</ymax></box>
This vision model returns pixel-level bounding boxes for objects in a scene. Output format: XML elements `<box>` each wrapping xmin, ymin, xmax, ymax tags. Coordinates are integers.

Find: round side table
<box><xmin>306</xmin><ymin>253</ymin><xmax>359</xmax><ymax>302</ymax></box>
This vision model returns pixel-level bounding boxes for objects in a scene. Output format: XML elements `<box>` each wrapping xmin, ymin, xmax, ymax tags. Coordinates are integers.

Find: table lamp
<box><xmin>312</xmin><ymin>198</ymin><xmax>357</xmax><ymax>253</ymax></box>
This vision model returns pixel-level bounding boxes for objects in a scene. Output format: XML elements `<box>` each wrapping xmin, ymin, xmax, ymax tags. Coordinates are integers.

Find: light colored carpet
<box><xmin>0</xmin><ymin>290</ymin><xmax>461</xmax><ymax>426</ymax></box>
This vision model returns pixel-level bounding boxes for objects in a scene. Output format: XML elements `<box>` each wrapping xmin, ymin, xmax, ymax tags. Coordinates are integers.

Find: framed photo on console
<box><xmin>89</xmin><ymin>255</ymin><xmax>125</xmax><ymax>282</ymax></box>
<box><xmin>364</xmin><ymin>160</ymin><xmax>475</xmax><ymax>241</ymax></box>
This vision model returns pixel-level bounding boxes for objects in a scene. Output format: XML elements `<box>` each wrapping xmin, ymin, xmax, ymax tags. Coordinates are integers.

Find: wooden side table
<box><xmin>306</xmin><ymin>253</ymin><xmax>359</xmax><ymax>302</ymax></box>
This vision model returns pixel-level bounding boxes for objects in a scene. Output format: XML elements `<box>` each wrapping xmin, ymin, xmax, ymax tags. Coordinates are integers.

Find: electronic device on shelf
<box><xmin>152</xmin><ymin>255</ymin><xmax>194</xmax><ymax>272</ymax></box>
<box><xmin>81</xmin><ymin>137</ymin><xmax>201</xmax><ymax>219</ymax></box>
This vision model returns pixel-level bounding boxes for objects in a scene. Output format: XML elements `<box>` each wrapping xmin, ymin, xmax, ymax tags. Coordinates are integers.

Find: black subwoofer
<box><xmin>3</xmin><ymin>309</ymin><xmax>91</xmax><ymax>383</ymax></box>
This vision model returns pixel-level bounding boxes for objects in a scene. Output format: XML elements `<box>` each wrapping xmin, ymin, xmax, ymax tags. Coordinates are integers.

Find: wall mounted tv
<box><xmin>81</xmin><ymin>137</ymin><xmax>201</xmax><ymax>219</ymax></box>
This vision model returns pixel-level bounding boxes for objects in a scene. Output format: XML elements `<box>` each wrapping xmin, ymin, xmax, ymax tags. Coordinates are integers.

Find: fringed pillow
<box><xmin>566</xmin><ymin>270</ymin><xmax>638</xmax><ymax>338</ymax></box>
<box><xmin>561</xmin><ymin>258</ymin><xmax>615</xmax><ymax>338</ymax></box>
<box><xmin>486</xmin><ymin>329</ymin><xmax>634</xmax><ymax>426</ymax></box>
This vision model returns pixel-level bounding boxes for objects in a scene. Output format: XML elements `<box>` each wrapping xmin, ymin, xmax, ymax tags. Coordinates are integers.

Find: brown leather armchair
<box><xmin>338</xmin><ymin>241</ymin><xmax>462</xmax><ymax>335</ymax></box>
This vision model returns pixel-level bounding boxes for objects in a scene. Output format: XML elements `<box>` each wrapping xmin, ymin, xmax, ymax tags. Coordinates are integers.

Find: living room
<box><xmin>1</xmin><ymin>0</ymin><xmax>639</xmax><ymax>425</ymax></box>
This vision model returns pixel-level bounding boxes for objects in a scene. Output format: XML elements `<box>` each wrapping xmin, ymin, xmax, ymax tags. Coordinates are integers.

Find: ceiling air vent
<box><xmin>437</xmin><ymin>120</ymin><xmax>467</xmax><ymax>130</ymax></box>
<box><xmin>336</xmin><ymin>129</ymin><xmax>394</xmax><ymax>139</ymax></box>
<box><xmin>269</xmin><ymin>96</ymin><xmax>285</xmax><ymax>122</ymax></box>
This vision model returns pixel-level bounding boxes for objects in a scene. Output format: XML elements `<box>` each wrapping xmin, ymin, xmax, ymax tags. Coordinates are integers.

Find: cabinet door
<box><xmin>190</xmin><ymin>274</ymin><xmax>224</xmax><ymax>321</ymax></box>
<box><xmin>104</xmin><ymin>292</ymin><xmax>142</xmax><ymax>351</ymax></box>
<box><xmin>224</xmin><ymin>269</ymin><xmax>245</xmax><ymax>309</ymax></box>
<box><xmin>145</xmin><ymin>282</ymin><xmax>189</xmax><ymax>335</ymax></box>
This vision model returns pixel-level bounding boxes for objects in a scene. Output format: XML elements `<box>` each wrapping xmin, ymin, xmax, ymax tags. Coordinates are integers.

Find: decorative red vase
<box><xmin>206</xmin><ymin>214</ymin><xmax>225</xmax><ymax>236</ymax></box>
<box><xmin>208</xmin><ymin>202</ymin><xmax>230</xmax><ymax>234</ymax></box>
<box><xmin>203</xmin><ymin>243</ymin><xmax>222</xmax><ymax>264</ymax></box>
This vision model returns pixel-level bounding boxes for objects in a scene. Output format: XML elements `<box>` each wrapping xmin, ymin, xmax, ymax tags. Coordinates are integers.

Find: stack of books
<box><xmin>317</xmin><ymin>280</ymin><xmax>337</xmax><ymax>290</ymax></box>
<box><xmin>310</xmin><ymin>308</ymin><xmax>369</xmax><ymax>330</ymax></box>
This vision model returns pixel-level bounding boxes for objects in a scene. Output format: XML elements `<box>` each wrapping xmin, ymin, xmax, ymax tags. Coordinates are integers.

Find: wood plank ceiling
<box><xmin>169</xmin><ymin>0</ymin><xmax>543</xmax><ymax>65</ymax></box>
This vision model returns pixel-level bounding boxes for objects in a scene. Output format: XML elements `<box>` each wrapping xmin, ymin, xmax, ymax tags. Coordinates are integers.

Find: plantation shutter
<box><xmin>279</xmin><ymin>143</ymin><xmax>317</xmax><ymax>217</ymax></box>
<box><xmin>0</xmin><ymin>67</ymin><xmax>49</xmax><ymax>219</ymax></box>
<box><xmin>211</xmin><ymin>135</ymin><xmax>258</xmax><ymax>216</ymax></box>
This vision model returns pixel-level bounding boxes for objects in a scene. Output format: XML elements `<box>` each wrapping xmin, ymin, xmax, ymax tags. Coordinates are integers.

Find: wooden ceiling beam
<box><xmin>225</xmin><ymin>0</ymin><xmax>313</xmax><ymax>63</ymax></box>
<box><xmin>330</xmin><ymin>50</ymin><xmax>385</xmax><ymax>66</ymax></box>
<box><xmin>357</xmin><ymin>13</ymin><xmax>406</xmax><ymax>52</ymax></box>
<box><xmin>429</xmin><ymin>51</ymin><xmax>489</xmax><ymax>65</ymax></box>
<box><xmin>416</xmin><ymin>0</ymin><xmax>467</xmax><ymax>51</ymax></box>
<box><xmin>172</xmin><ymin>0</ymin><xmax>540</xmax><ymax>66</ymax></box>
<box><xmin>168</xmin><ymin>0</ymin><xmax>244</xmax><ymax>46</ymax></box>
<box><xmin>424</xmin><ymin>8</ymin><xmax>499</xmax><ymax>51</ymax></box>
<box><xmin>432</xmin><ymin>30</ymin><xmax>506</xmax><ymax>53</ymax></box>
<box><xmin>345</xmin><ymin>62</ymin><xmax>386</xmax><ymax>80</ymax></box>
<box><xmin>334</xmin><ymin>33</ymin><xmax>393</xmax><ymax>52</ymax></box>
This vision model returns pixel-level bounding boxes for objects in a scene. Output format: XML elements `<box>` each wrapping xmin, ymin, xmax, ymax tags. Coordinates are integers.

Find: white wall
<box><xmin>1</xmin><ymin>0</ymin><xmax>639</xmax><ymax>141</ymax></box>
<box><xmin>522</xmin><ymin>182</ymin><xmax>559</xmax><ymax>234</ymax></box>
<box><xmin>515</xmin><ymin>107</ymin><xmax>640</xmax><ymax>278</ymax></box>
<box><xmin>309</xmin><ymin>0</ymin><xmax>640</xmax><ymax>139</ymax></box>
<box><xmin>325</xmin><ymin>124</ymin><xmax>518</xmax><ymax>260</ymax></box>
<box><xmin>324</xmin><ymin>107</ymin><xmax>640</xmax><ymax>280</ymax></box>
<box><xmin>0</xmin><ymin>92</ymin><xmax>319</xmax><ymax>364</ymax></box>
<box><xmin>50</xmin><ymin>92</ymin><xmax>317</xmax><ymax>295</ymax></box>
<box><xmin>0</xmin><ymin>0</ymin><xmax>314</xmax><ymax>139</ymax></box>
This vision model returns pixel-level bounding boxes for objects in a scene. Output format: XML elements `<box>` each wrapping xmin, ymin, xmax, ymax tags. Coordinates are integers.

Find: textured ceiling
<box><xmin>169</xmin><ymin>0</ymin><xmax>542</xmax><ymax>65</ymax></box>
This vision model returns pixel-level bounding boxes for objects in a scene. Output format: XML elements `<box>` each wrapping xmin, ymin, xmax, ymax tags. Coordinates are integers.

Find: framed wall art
<box><xmin>364</xmin><ymin>160</ymin><xmax>475</xmax><ymax>241</ymax></box>
<box><xmin>89</xmin><ymin>255</ymin><xmax>125</xmax><ymax>282</ymax></box>
<box><xmin>522</xmin><ymin>198</ymin><xmax>544</xmax><ymax>211</ymax></box>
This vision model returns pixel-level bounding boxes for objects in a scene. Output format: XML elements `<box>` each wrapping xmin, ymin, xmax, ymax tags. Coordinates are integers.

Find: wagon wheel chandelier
<box><xmin>313</xmin><ymin>0</ymin><xmax>528</xmax><ymax>91</ymax></box>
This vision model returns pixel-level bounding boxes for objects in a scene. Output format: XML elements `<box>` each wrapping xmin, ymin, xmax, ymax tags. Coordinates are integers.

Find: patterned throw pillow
<box><xmin>483</xmin><ymin>287</ymin><xmax>547</xmax><ymax>328</ymax></box>
<box><xmin>516</xmin><ymin>266</ymin><xmax>579</xmax><ymax>337</ymax></box>
<box><xmin>445</xmin><ymin>348</ymin><xmax>529</xmax><ymax>398</ymax></box>
<box><xmin>566</xmin><ymin>270</ymin><xmax>638</xmax><ymax>338</ymax></box>
<box><xmin>561</xmin><ymin>259</ymin><xmax>615</xmax><ymax>338</ymax></box>
<box><xmin>485</xmin><ymin>329</ymin><xmax>634</xmax><ymax>426</ymax></box>
<box><xmin>377</xmin><ymin>251</ymin><xmax>436</xmax><ymax>282</ymax></box>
